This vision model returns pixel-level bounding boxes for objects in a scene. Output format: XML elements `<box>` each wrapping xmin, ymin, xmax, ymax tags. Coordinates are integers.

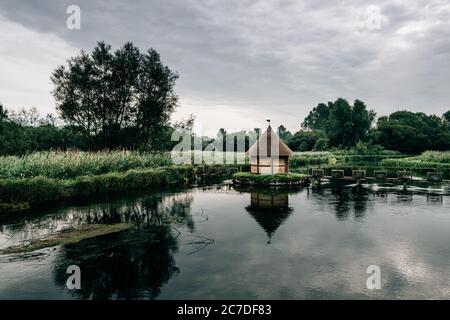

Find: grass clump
<box><xmin>233</xmin><ymin>172</ymin><xmax>306</xmax><ymax>185</ymax></box>
<box><xmin>291</xmin><ymin>152</ymin><xmax>334</xmax><ymax>167</ymax></box>
<box><xmin>0</xmin><ymin>224</ymin><xmax>130</xmax><ymax>255</ymax></box>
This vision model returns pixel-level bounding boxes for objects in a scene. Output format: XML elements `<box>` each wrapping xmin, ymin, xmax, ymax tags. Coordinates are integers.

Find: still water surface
<box><xmin>0</xmin><ymin>181</ymin><xmax>449</xmax><ymax>299</ymax></box>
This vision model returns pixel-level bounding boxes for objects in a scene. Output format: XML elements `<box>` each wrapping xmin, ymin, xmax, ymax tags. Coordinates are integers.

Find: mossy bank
<box><xmin>232</xmin><ymin>172</ymin><xmax>309</xmax><ymax>186</ymax></box>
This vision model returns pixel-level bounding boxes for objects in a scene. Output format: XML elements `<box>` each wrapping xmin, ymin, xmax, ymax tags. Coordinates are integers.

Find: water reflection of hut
<box><xmin>245</xmin><ymin>192</ymin><xmax>292</xmax><ymax>244</ymax></box>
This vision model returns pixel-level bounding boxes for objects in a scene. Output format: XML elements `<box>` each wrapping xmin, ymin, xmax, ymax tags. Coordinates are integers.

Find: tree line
<box><xmin>283</xmin><ymin>98</ymin><xmax>450</xmax><ymax>154</ymax></box>
<box><xmin>1</xmin><ymin>41</ymin><xmax>449</xmax><ymax>155</ymax></box>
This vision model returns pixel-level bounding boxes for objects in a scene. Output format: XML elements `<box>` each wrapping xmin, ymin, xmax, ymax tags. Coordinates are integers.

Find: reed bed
<box><xmin>0</xmin><ymin>151</ymin><xmax>173</xmax><ymax>179</ymax></box>
<box><xmin>381</xmin><ymin>151</ymin><xmax>450</xmax><ymax>170</ymax></box>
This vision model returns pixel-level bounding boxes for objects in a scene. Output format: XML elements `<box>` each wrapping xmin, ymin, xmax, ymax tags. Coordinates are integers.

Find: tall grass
<box><xmin>291</xmin><ymin>152</ymin><xmax>334</xmax><ymax>167</ymax></box>
<box><xmin>0</xmin><ymin>166</ymin><xmax>195</xmax><ymax>205</ymax></box>
<box><xmin>0</xmin><ymin>151</ymin><xmax>173</xmax><ymax>179</ymax></box>
<box><xmin>290</xmin><ymin>151</ymin><xmax>405</xmax><ymax>168</ymax></box>
<box><xmin>416</xmin><ymin>151</ymin><xmax>450</xmax><ymax>163</ymax></box>
<box><xmin>381</xmin><ymin>151</ymin><xmax>450</xmax><ymax>169</ymax></box>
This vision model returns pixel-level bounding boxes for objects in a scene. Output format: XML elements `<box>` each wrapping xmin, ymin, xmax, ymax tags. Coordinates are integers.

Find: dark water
<box><xmin>0</xmin><ymin>181</ymin><xmax>450</xmax><ymax>299</ymax></box>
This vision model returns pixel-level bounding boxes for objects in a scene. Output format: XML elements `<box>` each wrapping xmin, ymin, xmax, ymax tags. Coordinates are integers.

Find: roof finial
<box><xmin>266</xmin><ymin>119</ymin><xmax>271</xmax><ymax>128</ymax></box>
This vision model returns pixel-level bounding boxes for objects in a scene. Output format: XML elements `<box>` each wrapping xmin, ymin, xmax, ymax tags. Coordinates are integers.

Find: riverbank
<box><xmin>0</xmin><ymin>164</ymin><xmax>249</xmax><ymax>213</ymax></box>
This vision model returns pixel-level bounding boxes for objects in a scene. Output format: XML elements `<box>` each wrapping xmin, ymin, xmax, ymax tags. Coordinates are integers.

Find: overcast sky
<box><xmin>0</xmin><ymin>0</ymin><xmax>449</xmax><ymax>135</ymax></box>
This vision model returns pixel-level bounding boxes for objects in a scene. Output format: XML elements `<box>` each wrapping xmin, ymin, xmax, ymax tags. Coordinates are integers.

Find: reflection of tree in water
<box><xmin>53</xmin><ymin>226</ymin><xmax>179</xmax><ymax>299</ymax></box>
<box><xmin>80</xmin><ymin>193</ymin><xmax>195</xmax><ymax>231</ymax></box>
<box><xmin>0</xmin><ymin>193</ymin><xmax>195</xmax><ymax>249</ymax></box>
<box><xmin>351</xmin><ymin>186</ymin><xmax>370</xmax><ymax>221</ymax></box>
<box><xmin>245</xmin><ymin>191</ymin><xmax>293</xmax><ymax>244</ymax></box>
<box><xmin>52</xmin><ymin>192</ymin><xmax>197</xmax><ymax>300</ymax></box>
<box><xmin>312</xmin><ymin>184</ymin><xmax>370</xmax><ymax>221</ymax></box>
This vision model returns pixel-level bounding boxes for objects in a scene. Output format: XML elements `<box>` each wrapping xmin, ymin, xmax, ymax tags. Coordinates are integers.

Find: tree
<box><xmin>301</xmin><ymin>102</ymin><xmax>331</xmax><ymax>130</ymax></box>
<box><xmin>301</xmin><ymin>98</ymin><xmax>375</xmax><ymax>148</ymax></box>
<box><xmin>135</xmin><ymin>48</ymin><xmax>179</xmax><ymax>149</ymax></box>
<box><xmin>444</xmin><ymin>110</ymin><xmax>450</xmax><ymax>123</ymax></box>
<box><xmin>352</xmin><ymin>99</ymin><xmax>376</xmax><ymax>143</ymax></box>
<box><xmin>287</xmin><ymin>130</ymin><xmax>324</xmax><ymax>151</ymax></box>
<box><xmin>0</xmin><ymin>103</ymin><xmax>7</xmax><ymax>120</ymax></box>
<box><xmin>277</xmin><ymin>125</ymin><xmax>292</xmax><ymax>142</ymax></box>
<box><xmin>371</xmin><ymin>110</ymin><xmax>450</xmax><ymax>154</ymax></box>
<box><xmin>326</xmin><ymin>98</ymin><xmax>353</xmax><ymax>146</ymax></box>
<box><xmin>8</xmin><ymin>107</ymin><xmax>41</xmax><ymax>127</ymax></box>
<box><xmin>51</xmin><ymin>41</ymin><xmax>179</xmax><ymax>149</ymax></box>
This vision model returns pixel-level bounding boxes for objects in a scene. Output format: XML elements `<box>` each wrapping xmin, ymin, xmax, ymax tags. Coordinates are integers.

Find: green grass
<box><xmin>0</xmin><ymin>166</ymin><xmax>196</xmax><ymax>207</ymax></box>
<box><xmin>0</xmin><ymin>150</ymin><xmax>172</xmax><ymax>179</ymax></box>
<box><xmin>414</xmin><ymin>151</ymin><xmax>450</xmax><ymax>163</ymax></box>
<box><xmin>0</xmin><ymin>224</ymin><xmax>130</xmax><ymax>254</ymax></box>
<box><xmin>381</xmin><ymin>151</ymin><xmax>450</xmax><ymax>169</ymax></box>
<box><xmin>291</xmin><ymin>152</ymin><xmax>334</xmax><ymax>167</ymax></box>
<box><xmin>232</xmin><ymin>172</ymin><xmax>306</xmax><ymax>185</ymax></box>
<box><xmin>290</xmin><ymin>151</ymin><xmax>406</xmax><ymax>168</ymax></box>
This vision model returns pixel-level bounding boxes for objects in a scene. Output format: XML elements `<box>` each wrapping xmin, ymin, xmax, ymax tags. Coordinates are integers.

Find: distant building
<box><xmin>246</xmin><ymin>124</ymin><xmax>293</xmax><ymax>174</ymax></box>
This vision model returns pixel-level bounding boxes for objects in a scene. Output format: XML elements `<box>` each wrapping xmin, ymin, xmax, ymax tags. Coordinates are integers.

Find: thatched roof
<box><xmin>246</xmin><ymin>125</ymin><xmax>293</xmax><ymax>157</ymax></box>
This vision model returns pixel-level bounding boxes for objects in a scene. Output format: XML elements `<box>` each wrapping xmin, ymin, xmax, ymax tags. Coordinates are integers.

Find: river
<box><xmin>0</xmin><ymin>181</ymin><xmax>449</xmax><ymax>299</ymax></box>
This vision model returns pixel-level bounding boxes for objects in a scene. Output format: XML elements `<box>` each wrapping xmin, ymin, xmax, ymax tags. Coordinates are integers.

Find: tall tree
<box><xmin>372</xmin><ymin>110</ymin><xmax>450</xmax><ymax>154</ymax></box>
<box><xmin>326</xmin><ymin>98</ymin><xmax>353</xmax><ymax>146</ymax></box>
<box><xmin>51</xmin><ymin>41</ymin><xmax>178</xmax><ymax>149</ymax></box>
<box><xmin>301</xmin><ymin>102</ymin><xmax>331</xmax><ymax>130</ymax></box>
<box><xmin>301</xmin><ymin>98</ymin><xmax>376</xmax><ymax>147</ymax></box>
<box><xmin>0</xmin><ymin>103</ymin><xmax>7</xmax><ymax>121</ymax></box>
<box><xmin>351</xmin><ymin>99</ymin><xmax>376</xmax><ymax>143</ymax></box>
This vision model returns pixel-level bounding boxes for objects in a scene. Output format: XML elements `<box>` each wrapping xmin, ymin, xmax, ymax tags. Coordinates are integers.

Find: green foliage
<box><xmin>287</xmin><ymin>130</ymin><xmax>325</xmax><ymax>151</ymax></box>
<box><xmin>418</xmin><ymin>151</ymin><xmax>450</xmax><ymax>163</ymax></box>
<box><xmin>277</xmin><ymin>125</ymin><xmax>292</xmax><ymax>142</ymax></box>
<box><xmin>0</xmin><ymin>107</ymin><xmax>91</xmax><ymax>155</ymax></box>
<box><xmin>326</xmin><ymin>98</ymin><xmax>376</xmax><ymax>147</ymax></box>
<box><xmin>0</xmin><ymin>166</ymin><xmax>195</xmax><ymax>205</ymax></box>
<box><xmin>301</xmin><ymin>102</ymin><xmax>331</xmax><ymax>130</ymax></box>
<box><xmin>444</xmin><ymin>110</ymin><xmax>450</xmax><ymax>123</ymax></box>
<box><xmin>381</xmin><ymin>151</ymin><xmax>450</xmax><ymax>169</ymax></box>
<box><xmin>51</xmin><ymin>41</ymin><xmax>179</xmax><ymax>150</ymax></box>
<box><xmin>0</xmin><ymin>151</ymin><xmax>172</xmax><ymax>179</ymax></box>
<box><xmin>290</xmin><ymin>152</ymin><xmax>333</xmax><ymax>167</ymax></box>
<box><xmin>293</xmin><ymin>100</ymin><xmax>449</xmax><ymax>154</ymax></box>
<box><xmin>298</xmin><ymin>98</ymin><xmax>376</xmax><ymax>149</ymax></box>
<box><xmin>313</xmin><ymin>138</ymin><xmax>329</xmax><ymax>151</ymax></box>
<box><xmin>348</xmin><ymin>142</ymin><xmax>401</xmax><ymax>156</ymax></box>
<box><xmin>289</xmin><ymin>149</ymin><xmax>404</xmax><ymax>169</ymax></box>
<box><xmin>232</xmin><ymin>172</ymin><xmax>306</xmax><ymax>185</ymax></box>
<box><xmin>371</xmin><ymin>111</ymin><xmax>450</xmax><ymax>154</ymax></box>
